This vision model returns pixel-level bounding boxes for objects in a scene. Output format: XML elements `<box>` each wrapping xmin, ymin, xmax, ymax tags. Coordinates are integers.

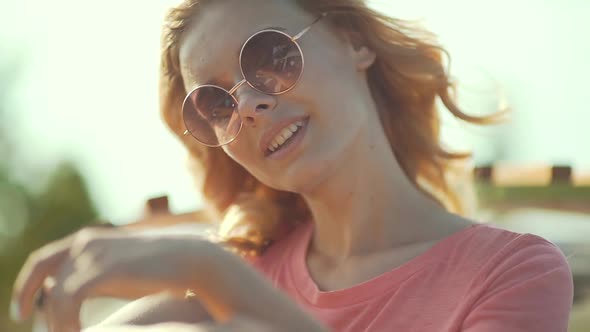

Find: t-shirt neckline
<box><xmin>289</xmin><ymin>221</ymin><xmax>482</xmax><ymax>307</ymax></box>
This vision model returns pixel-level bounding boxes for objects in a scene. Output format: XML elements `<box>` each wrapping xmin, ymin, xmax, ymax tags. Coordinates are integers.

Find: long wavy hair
<box><xmin>159</xmin><ymin>0</ymin><xmax>505</xmax><ymax>255</ymax></box>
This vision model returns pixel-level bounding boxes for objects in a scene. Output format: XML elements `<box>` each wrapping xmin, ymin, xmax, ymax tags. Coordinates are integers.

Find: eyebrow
<box><xmin>202</xmin><ymin>77</ymin><xmax>226</xmax><ymax>88</ymax></box>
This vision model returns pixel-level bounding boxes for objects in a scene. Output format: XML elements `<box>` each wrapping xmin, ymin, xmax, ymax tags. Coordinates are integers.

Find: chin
<box><xmin>273</xmin><ymin>156</ymin><xmax>335</xmax><ymax>194</ymax></box>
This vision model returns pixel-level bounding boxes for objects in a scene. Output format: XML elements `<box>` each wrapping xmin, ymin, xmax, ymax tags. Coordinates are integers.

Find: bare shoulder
<box><xmin>96</xmin><ymin>292</ymin><xmax>210</xmax><ymax>326</ymax></box>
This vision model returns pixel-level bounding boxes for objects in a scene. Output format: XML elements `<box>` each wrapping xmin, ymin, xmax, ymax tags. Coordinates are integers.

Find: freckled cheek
<box><xmin>221</xmin><ymin>144</ymin><xmax>242</xmax><ymax>164</ymax></box>
<box><xmin>298</xmin><ymin>69</ymin><xmax>349</xmax><ymax>112</ymax></box>
<box><xmin>223</xmin><ymin>140</ymin><xmax>259</xmax><ymax>164</ymax></box>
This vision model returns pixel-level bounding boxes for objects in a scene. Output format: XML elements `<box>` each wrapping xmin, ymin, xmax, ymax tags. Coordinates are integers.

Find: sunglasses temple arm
<box><xmin>292</xmin><ymin>12</ymin><xmax>327</xmax><ymax>41</ymax></box>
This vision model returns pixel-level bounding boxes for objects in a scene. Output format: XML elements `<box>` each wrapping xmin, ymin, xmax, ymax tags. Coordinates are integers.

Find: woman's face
<box><xmin>179</xmin><ymin>0</ymin><xmax>376</xmax><ymax>193</ymax></box>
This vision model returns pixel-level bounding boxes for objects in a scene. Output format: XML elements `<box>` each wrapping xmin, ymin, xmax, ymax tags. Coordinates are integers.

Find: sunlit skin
<box><xmin>179</xmin><ymin>0</ymin><xmax>475</xmax><ymax>287</ymax></box>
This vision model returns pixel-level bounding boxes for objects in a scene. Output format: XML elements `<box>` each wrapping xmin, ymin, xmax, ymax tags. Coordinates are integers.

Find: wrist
<box><xmin>175</xmin><ymin>236</ymin><xmax>219</xmax><ymax>285</ymax></box>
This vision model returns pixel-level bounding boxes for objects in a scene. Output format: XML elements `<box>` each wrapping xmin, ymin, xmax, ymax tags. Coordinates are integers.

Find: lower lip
<box><xmin>266</xmin><ymin>118</ymin><xmax>309</xmax><ymax>160</ymax></box>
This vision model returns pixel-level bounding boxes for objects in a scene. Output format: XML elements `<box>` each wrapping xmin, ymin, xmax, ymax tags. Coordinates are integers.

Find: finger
<box><xmin>12</xmin><ymin>235</ymin><xmax>74</xmax><ymax>321</ymax></box>
<box><xmin>43</xmin><ymin>283</ymin><xmax>60</xmax><ymax>332</ymax></box>
<box><xmin>48</xmin><ymin>261</ymin><xmax>92</xmax><ymax>332</ymax></box>
<box><xmin>40</xmin><ymin>277</ymin><xmax>74</xmax><ymax>332</ymax></box>
<box><xmin>44</xmin><ymin>235</ymin><xmax>117</xmax><ymax>331</ymax></box>
<box><xmin>46</xmin><ymin>274</ymin><xmax>81</xmax><ymax>332</ymax></box>
<box><xmin>46</xmin><ymin>297</ymin><xmax>81</xmax><ymax>332</ymax></box>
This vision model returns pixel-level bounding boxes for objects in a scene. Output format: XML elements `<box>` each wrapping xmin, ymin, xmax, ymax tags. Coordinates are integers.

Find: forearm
<box><xmin>190</xmin><ymin>242</ymin><xmax>329</xmax><ymax>332</ymax></box>
<box><xmin>97</xmin><ymin>292</ymin><xmax>211</xmax><ymax>326</ymax></box>
<box><xmin>85</xmin><ymin>322</ymin><xmax>208</xmax><ymax>332</ymax></box>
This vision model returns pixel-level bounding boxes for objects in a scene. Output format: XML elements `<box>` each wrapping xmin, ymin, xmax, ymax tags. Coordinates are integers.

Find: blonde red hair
<box><xmin>159</xmin><ymin>0</ymin><xmax>505</xmax><ymax>255</ymax></box>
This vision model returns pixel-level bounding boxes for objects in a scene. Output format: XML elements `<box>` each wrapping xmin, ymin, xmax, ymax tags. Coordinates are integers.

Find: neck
<box><xmin>300</xmin><ymin>119</ymin><xmax>447</xmax><ymax>261</ymax></box>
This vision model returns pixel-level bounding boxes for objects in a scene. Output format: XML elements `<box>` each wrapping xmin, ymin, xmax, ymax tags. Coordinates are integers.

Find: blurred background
<box><xmin>0</xmin><ymin>0</ymin><xmax>588</xmax><ymax>331</ymax></box>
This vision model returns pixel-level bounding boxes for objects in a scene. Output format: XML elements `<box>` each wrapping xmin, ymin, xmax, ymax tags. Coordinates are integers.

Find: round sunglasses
<box><xmin>182</xmin><ymin>13</ymin><xmax>327</xmax><ymax>147</ymax></box>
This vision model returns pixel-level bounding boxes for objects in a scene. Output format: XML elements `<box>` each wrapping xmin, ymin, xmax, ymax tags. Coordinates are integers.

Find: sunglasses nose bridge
<box><xmin>228</xmin><ymin>79</ymin><xmax>247</xmax><ymax>95</ymax></box>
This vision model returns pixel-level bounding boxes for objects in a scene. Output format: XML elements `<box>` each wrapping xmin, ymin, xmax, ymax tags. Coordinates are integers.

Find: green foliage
<box><xmin>0</xmin><ymin>161</ymin><xmax>99</xmax><ymax>332</ymax></box>
<box><xmin>0</xmin><ymin>57</ymin><xmax>99</xmax><ymax>332</ymax></box>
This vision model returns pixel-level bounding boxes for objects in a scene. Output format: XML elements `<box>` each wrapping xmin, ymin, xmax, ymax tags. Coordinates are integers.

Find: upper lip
<box><xmin>259</xmin><ymin>116</ymin><xmax>308</xmax><ymax>156</ymax></box>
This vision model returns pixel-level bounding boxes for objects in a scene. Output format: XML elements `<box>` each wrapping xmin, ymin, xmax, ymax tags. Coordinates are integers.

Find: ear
<box><xmin>353</xmin><ymin>45</ymin><xmax>376</xmax><ymax>71</ymax></box>
<box><xmin>345</xmin><ymin>32</ymin><xmax>376</xmax><ymax>71</ymax></box>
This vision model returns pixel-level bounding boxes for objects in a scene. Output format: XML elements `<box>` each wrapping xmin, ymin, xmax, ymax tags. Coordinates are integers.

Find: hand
<box><xmin>11</xmin><ymin>226</ymin><xmax>330</xmax><ymax>332</ymax></box>
<box><xmin>11</xmin><ymin>227</ymin><xmax>212</xmax><ymax>332</ymax></box>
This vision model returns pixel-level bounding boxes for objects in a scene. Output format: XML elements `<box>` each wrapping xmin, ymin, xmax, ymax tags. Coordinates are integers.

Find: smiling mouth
<box><xmin>264</xmin><ymin>117</ymin><xmax>309</xmax><ymax>158</ymax></box>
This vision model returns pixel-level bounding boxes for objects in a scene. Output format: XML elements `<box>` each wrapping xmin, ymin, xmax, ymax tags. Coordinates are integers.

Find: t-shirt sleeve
<box><xmin>461</xmin><ymin>235</ymin><xmax>574</xmax><ymax>332</ymax></box>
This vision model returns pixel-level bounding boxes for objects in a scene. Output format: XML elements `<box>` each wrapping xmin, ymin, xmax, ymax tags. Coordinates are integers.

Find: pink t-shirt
<box><xmin>251</xmin><ymin>221</ymin><xmax>573</xmax><ymax>332</ymax></box>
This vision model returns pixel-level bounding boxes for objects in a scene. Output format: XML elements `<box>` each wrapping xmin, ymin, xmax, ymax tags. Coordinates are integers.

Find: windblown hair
<box><xmin>159</xmin><ymin>0</ymin><xmax>505</xmax><ymax>255</ymax></box>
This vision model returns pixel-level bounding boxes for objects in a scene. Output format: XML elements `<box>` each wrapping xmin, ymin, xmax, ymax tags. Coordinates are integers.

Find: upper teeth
<box><xmin>268</xmin><ymin>120</ymin><xmax>304</xmax><ymax>152</ymax></box>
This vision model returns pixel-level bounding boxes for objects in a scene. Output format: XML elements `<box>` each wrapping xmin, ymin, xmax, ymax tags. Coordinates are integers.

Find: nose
<box><xmin>234</xmin><ymin>86</ymin><xmax>277</xmax><ymax>128</ymax></box>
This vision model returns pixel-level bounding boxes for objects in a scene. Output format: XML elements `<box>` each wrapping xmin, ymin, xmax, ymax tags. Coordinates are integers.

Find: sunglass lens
<box><xmin>182</xmin><ymin>86</ymin><xmax>241</xmax><ymax>146</ymax></box>
<box><xmin>241</xmin><ymin>31</ymin><xmax>303</xmax><ymax>94</ymax></box>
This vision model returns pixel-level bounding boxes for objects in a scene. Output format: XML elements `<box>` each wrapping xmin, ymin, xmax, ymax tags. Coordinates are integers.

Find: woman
<box><xmin>10</xmin><ymin>0</ymin><xmax>573</xmax><ymax>331</ymax></box>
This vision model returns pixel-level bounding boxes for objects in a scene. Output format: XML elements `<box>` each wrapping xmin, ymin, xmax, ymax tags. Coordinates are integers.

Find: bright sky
<box><xmin>1</xmin><ymin>0</ymin><xmax>588</xmax><ymax>223</ymax></box>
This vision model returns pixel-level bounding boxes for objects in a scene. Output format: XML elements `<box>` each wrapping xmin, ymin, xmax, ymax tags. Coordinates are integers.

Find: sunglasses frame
<box><xmin>182</xmin><ymin>13</ymin><xmax>327</xmax><ymax>147</ymax></box>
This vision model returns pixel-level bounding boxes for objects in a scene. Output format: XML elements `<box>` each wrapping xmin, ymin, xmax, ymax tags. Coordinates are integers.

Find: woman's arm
<box><xmin>12</xmin><ymin>229</ymin><xmax>328</xmax><ymax>332</ymax></box>
<box><xmin>85</xmin><ymin>322</ymin><xmax>207</xmax><ymax>332</ymax></box>
<box><xmin>183</xmin><ymin>243</ymin><xmax>329</xmax><ymax>332</ymax></box>
<box><xmin>96</xmin><ymin>292</ymin><xmax>211</xmax><ymax>326</ymax></box>
<box><xmin>86</xmin><ymin>315</ymin><xmax>279</xmax><ymax>332</ymax></box>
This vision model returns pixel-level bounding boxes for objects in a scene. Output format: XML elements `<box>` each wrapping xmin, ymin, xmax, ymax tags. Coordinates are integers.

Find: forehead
<box><xmin>179</xmin><ymin>0</ymin><xmax>312</xmax><ymax>90</ymax></box>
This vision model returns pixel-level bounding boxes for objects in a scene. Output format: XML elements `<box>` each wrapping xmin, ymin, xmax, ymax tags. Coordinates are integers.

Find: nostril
<box><xmin>243</xmin><ymin>117</ymin><xmax>255</xmax><ymax>126</ymax></box>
